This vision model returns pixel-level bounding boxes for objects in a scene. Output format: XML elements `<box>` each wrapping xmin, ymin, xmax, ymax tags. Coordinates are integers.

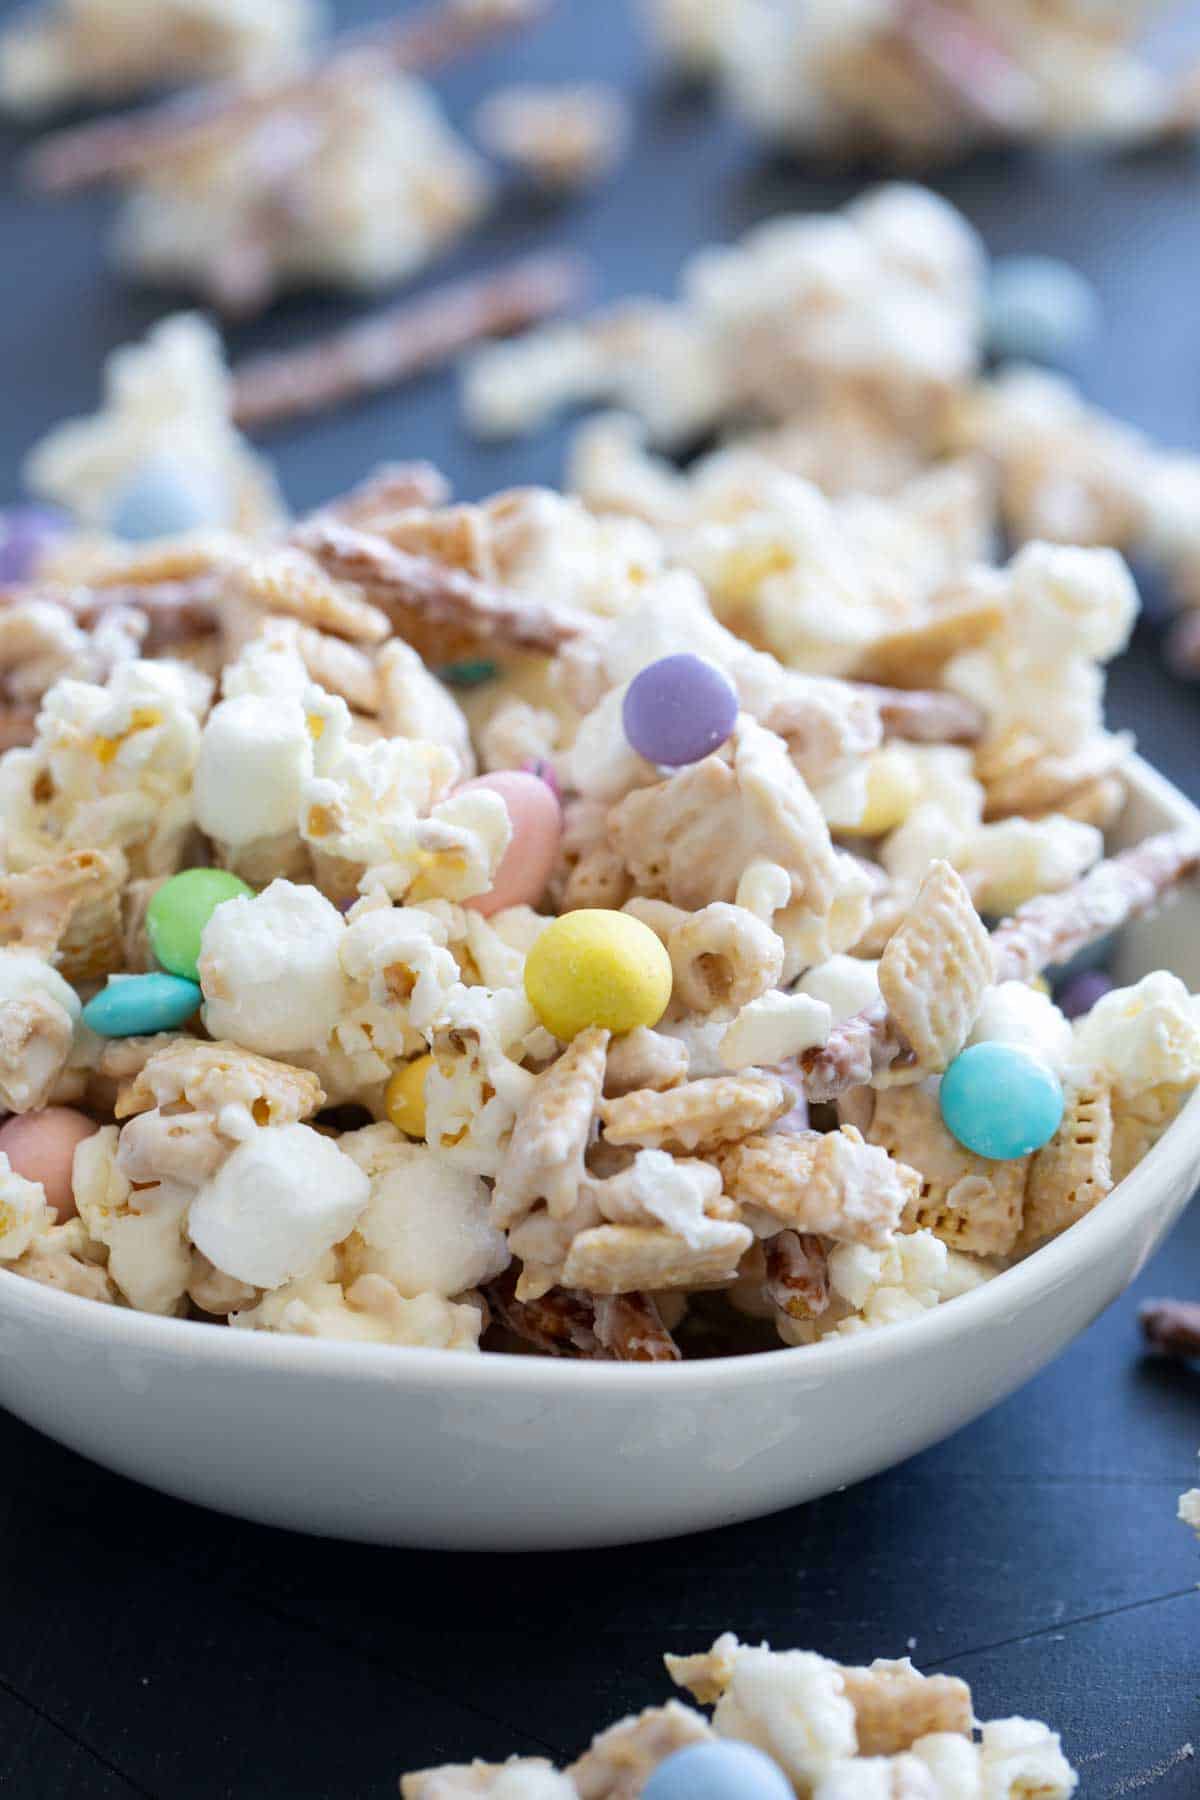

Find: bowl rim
<box><xmin>2</xmin><ymin>752</ymin><xmax>1198</xmax><ymax>1397</ymax></box>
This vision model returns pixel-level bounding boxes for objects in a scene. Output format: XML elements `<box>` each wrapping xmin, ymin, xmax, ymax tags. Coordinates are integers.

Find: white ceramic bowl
<box><xmin>2</xmin><ymin>756</ymin><xmax>1199</xmax><ymax>1551</ymax></box>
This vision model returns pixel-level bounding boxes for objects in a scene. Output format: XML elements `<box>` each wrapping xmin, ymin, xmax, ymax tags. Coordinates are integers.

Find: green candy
<box><xmin>436</xmin><ymin>659</ymin><xmax>498</xmax><ymax>689</ymax></box>
<box><xmin>147</xmin><ymin>868</ymin><xmax>255</xmax><ymax>982</ymax></box>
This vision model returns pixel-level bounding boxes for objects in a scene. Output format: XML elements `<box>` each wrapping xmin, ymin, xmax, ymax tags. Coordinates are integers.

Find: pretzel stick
<box><xmin>801</xmin><ymin>830</ymin><xmax>1200</xmax><ymax>1101</ymax></box>
<box><xmin>990</xmin><ymin>829</ymin><xmax>1200</xmax><ymax>984</ymax></box>
<box><xmin>485</xmin><ymin>1269</ymin><xmax>678</xmax><ymax>1361</ymax></box>
<box><xmin>896</xmin><ymin>0</ymin><xmax>1037</xmax><ymax>132</ymax></box>
<box><xmin>232</xmin><ymin>253</ymin><xmax>589</xmax><ymax>429</ymax></box>
<box><xmin>1140</xmin><ymin>1299</ymin><xmax>1200</xmax><ymax>1358</ymax></box>
<box><xmin>28</xmin><ymin>0</ymin><xmax>547</xmax><ymax>194</ymax></box>
<box><xmin>859</xmin><ymin>684</ymin><xmax>984</xmax><ymax>745</ymax></box>
<box><xmin>291</xmin><ymin>517</ymin><xmax>595</xmax><ymax>654</ymax></box>
<box><xmin>764</xmin><ymin>1232</ymin><xmax>830</xmax><ymax>1320</ymax></box>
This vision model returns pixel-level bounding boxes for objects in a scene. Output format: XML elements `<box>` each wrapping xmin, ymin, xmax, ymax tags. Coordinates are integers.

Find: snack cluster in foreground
<box><xmin>1</xmin><ymin>209</ymin><xmax>1200</xmax><ymax>1361</ymax></box>
<box><xmin>401</xmin><ymin>1634</ymin><xmax>1079</xmax><ymax>1797</ymax></box>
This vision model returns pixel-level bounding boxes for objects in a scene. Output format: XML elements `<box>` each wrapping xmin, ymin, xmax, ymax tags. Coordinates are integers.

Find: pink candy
<box><xmin>0</xmin><ymin>1106</ymin><xmax>99</xmax><ymax>1222</ymax></box>
<box><xmin>457</xmin><ymin>770</ymin><xmax>562</xmax><ymax>917</ymax></box>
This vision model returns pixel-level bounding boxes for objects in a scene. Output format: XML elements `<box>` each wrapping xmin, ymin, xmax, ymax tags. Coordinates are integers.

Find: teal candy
<box><xmin>110</xmin><ymin>457</ymin><xmax>228</xmax><ymax>542</ymax></box>
<box><xmin>642</xmin><ymin>1743</ymin><xmax>793</xmax><ymax>1800</ymax></box>
<box><xmin>82</xmin><ymin>972</ymin><xmax>202</xmax><ymax>1038</ymax></box>
<box><xmin>940</xmin><ymin>1042</ymin><xmax>1064</xmax><ymax>1161</ymax></box>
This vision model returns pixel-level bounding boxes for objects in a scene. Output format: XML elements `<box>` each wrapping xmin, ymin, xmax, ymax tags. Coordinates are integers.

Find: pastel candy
<box><xmin>642</xmin><ymin>1742</ymin><xmax>793</xmax><ymax>1800</ymax></box>
<box><xmin>0</xmin><ymin>1107</ymin><xmax>98</xmax><ymax>1221</ymax></box>
<box><xmin>110</xmin><ymin>456</ymin><xmax>229</xmax><ymax>542</ymax></box>
<box><xmin>147</xmin><ymin>868</ymin><xmax>255</xmax><ymax>982</ymax></box>
<box><xmin>622</xmin><ymin>653</ymin><xmax>739</xmax><ymax>767</ymax></box>
<box><xmin>985</xmin><ymin>255</ymin><xmax>1099</xmax><ymax>364</ymax></box>
<box><xmin>940</xmin><ymin>1041</ymin><xmax>1064</xmax><ymax>1161</ymax></box>
<box><xmin>524</xmin><ymin>908</ymin><xmax>673</xmax><ymax>1040</ymax></box>
<box><xmin>1055</xmin><ymin>968</ymin><xmax>1113</xmax><ymax>1020</ymax></box>
<box><xmin>0</xmin><ymin>504</ymin><xmax>68</xmax><ymax>583</ymax></box>
<box><xmin>82</xmin><ymin>972</ymin><xmax>202</xmax><ymax>1037</ymax></box>
<box><xmin>458</xmin><ymin>770</ymin><xmax>562</xmax><ymax>917</ymax></box>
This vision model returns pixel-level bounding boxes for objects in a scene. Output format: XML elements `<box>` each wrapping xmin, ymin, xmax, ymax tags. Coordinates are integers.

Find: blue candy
<box><xmin>642</xmin><ymin>1742</ymin><xmax>793</xmax><ymax>1800</ymax></box>
<box><xmin>110</xmin><ymin>457</ymin><xmax>228</xmax><ymax>542</ymax></box>
<box><xmin>985</xmin><ymin>256</ymin><xmax>1099</xmax><ymax>365</ymax></box>
<box><xmin>82</xmin><ymin>972</ymin><xmax>202</xmax><ymax>1038</ymax></box>
<box><xmin>940</xmin><ymin>1041</ymin><xmax>1064</xmax><ymax>1161</ymax></box>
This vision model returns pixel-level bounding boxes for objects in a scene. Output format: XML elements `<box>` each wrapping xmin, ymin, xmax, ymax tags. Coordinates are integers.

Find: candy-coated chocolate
<box><xmin>524</xmin><ymin>909</ymin><xmax>672</xmax><ymax>1040</ymax></box>
<box><xmin>82</xmin><ymin>972</ymin><xmax>202</xmax><ymax>1038</ymax></box>
<box><xmin>0</xmin><ymin>1107</ymin><xmax>97</xmax><ymax>1221</ymax></box>
<box><xmin>940</xmin><ymin>1041</ymin><xmax>1064</xmax><ymax>1160</ymax></box>
<box><xmin>437</xmin><ymin>659</ymin><xmax>498</xmax><ymax>688</ymax></box>
<box><xmin>385</xmin><ymin>1054</ymin><xmax>433</xmax><ymax>1139</ymax></box>
<box><xmin>458</xmin><ymin>770</ymin><xmax>562</xmax><ymax>917</ymax></box>
<box><xmin>147</xmin><ymin>867</ymin><xmax>255</xmax><ymax>981</ymax></box>
<box><xmin>985</xmin><ymin>255</ymin><xmax>1099</xmax><ymax>365</ymax></box>
<box><xmin>110</xmin><ymin>456</ymin><xmax>228</xmax><ymax>542</ymax></box>
<box><xmin>642</xmin><ymin>1741</ymin><xmax>793</xmax><ymax>1800</ymax></box>
<box><xmin>0</xmin><ymin>504</ymin><xmax>68</xmax><ymax>583</ymax></box>
<box><xmin>622</xmin><ymin>653</ymin><xmax>739</xmax><ymax>767</ymax></box>
<box><xmin>1055</xmin><ymin>968</ymin><xmax>1113</xmax><ymax>1021</ymax></box>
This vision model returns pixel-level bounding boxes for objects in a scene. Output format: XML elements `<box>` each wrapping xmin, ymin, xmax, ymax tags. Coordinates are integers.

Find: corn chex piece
<box><xmin>878</xmin><ymin>860</ymin><xmax>992</xmax><ymax>1072</ymax></box>
<box><xmin>492</xmin><ymin>1026</ymin><xmax>609</xmax><ymax>1230</ymax></box>
<box><xmin>561</xmin><ymin>1219</ymin><xmax>751</xmax><ymax>1294</ymax></box>
<box><xmin>1021</xmin><ymin>1077</ymin><xmax>1114</xmax><ymax>1251</ymax></box>
<box><xmin>599</xmin><ymin>1072</ymin><xmax>788</xmax><ymax>1154</ymax></box>
<box><xmin>718</xmin><ymin>1127</ymin><xmax>917</xmax><ymax>1249</ymax></box>
<box><xmin>115</xmin><ymin>1037</ymin><xmax>324</xmax><ymax>1125</ymax></box>
<box><xmin>868</xmin><ymin>1084</ymin><xmax>1028</xmax><ymax>1256</ymax></box>
<box><xmin>839</xmin><ymin>1659</ymin><xmax>973</xmax><ymax>1755</ymax></box>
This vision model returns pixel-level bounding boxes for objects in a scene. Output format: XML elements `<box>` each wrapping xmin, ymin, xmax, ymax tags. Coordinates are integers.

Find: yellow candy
<box><xmin>524</xmin><ymin>909</ymin><xmax>673</xmax><ymax>1040</ymax></box>
<box><xmin>385</xmin><ymin>1054</ymin><xmax>433</xmax><ymax>1139</ymax></box>
<box><xmin>855</xmin><ymin>746</ymin><xmax>922</xmax><ymax>837</ymax></box>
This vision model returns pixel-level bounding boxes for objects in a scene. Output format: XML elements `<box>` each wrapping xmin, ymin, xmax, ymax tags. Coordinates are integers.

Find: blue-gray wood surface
<box><xmin>0</xmin><ymin>3</ymin><xmax>1197</xmax><ymax>1794</ymax></box>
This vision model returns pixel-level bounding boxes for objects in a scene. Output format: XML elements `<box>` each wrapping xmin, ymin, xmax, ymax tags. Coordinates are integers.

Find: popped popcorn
<box><xmin>405</xmin><ymin>1632</ymin><xmax>1078</xmax><ymax>1795</ymax></box>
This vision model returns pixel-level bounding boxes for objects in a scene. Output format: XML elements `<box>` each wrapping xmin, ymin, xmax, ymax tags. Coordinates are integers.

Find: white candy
<box><xmin>969</xmin><ymin>981</ymin><xmax>1074</xmax><ymax>1074</ymax></box>
<box><xmin>1073</xmin><ymin>971</ymin><xmax>1200</xmax><ymax>1097</ymax></box>
<box><xmin>194</xmin><ymin>694</ymin><xmax>313</xmax><ymax>846</ymax></box>
<box><xmin>188</xmin><ymin>1123</ymin><xmax>370</xmax><ymax>1288</ymax></box>
<box><xmin>199</xmin><ymin>879</ymin><xmax>348</xmax><ymax>1055</ymax></box>
<box><xmin>797</xmin><ymin>954</ymin><xmax>882</xmax><ymax>1024</ymax></box>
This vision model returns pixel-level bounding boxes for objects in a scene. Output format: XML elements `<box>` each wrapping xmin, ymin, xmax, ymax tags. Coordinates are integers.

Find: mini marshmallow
<box><xmin>199</xmin><ymin>879</ymin><xmax>348</xmax><ymax>1054</ymax></box>
<box><xmin>797</xmin><ymin>954</ymin><xmax>882</xmax><ymax>1024</ymax></box>
<box><xmin>194</xmin><ymin>694</ymin><xmax>313</xmax><ymax>846</ymax></box>
<box><xmin>969</xmin><ymin>981</ymin><xmax>1074</xmax><ymax>1074</ymax></box>
<box><xmin>188</xmin><ymin>1122</ymin><xmax>370</xmax><ymax>1288</ymax></box>
<box><xmin>719</xmin><ymin>990</ymin><xmax>832</xmax><ymax>1070</ymax></box>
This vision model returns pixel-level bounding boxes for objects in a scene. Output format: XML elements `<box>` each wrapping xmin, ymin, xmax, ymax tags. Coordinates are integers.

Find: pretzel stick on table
<box><xmin>232</xmin><ymin>254</ymin><xmax>590</xmax><ymax>429</ymax></box>
<box><xmin>800</xmin><ymin>830</ymin><xmax>1200</xmax><ymax>1101</ymax></box>
<box><xmin>27</xmin><ymin>0</ymin><xmax>548</xmax><ymax>194</ymax></box>
<box><xmin>1140</xmin><ymin>1298</ymin><xmax>1200</xmax><ymax>1359</ymax></box>
<box><xmin>292</xmin><ymin>517</ymin><xmax>596</xmax><ymax>655</ymax></box>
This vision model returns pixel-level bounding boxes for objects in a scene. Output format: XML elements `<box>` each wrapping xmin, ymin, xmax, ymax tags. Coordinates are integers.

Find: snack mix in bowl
<box><xmin>2</xmin><ymin>183</ymin><xmax>1200</xmax><ymax>1365</ymax></box>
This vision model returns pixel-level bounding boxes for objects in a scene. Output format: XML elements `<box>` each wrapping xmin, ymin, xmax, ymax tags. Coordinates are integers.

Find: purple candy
<box><xmin>0</xmin><ymin>505</ymin><xmax>68</xmax><ymax>585</ymax></box>
<box><xmin>1055</xmin><ymin>969</ymin><xmax>1113</xmax><ymax>1020</ymax></box>
<box><xmin>622</xmin><ymin>653</ymin><xmax>739</xmax><ymax>768</ymax></box>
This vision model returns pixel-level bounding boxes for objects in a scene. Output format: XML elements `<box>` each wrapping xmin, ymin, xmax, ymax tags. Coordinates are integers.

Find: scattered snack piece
<box><xmin>403</xmin><ymin>1632</ymin><xmax>1079</xmax><ymax>1795</ymax></box>
<box><xmin>640</xmin><ymin>0</ymin><xmax>1200</xmax><ymax>163</ymax></box>
<box><xmin>231</xmin><ymin>253</ymin><xmax>590</xmax><ymax>429</ymax></box>
<box><xmin>0</xmin><ymin>0</ymin><xmax>320</xmax><ymax>115</ymax></box>
<box><xmin>1141</xmin><ymin>1298</ymin><xmax>1200</xmax><ymax>1359</ymax></box>
<box><xmin>25</xmin><ymin>0</ymin><xmax>546</xmax><ymax>315</ymax></box>
<box><xmin>474</xmin><ymin>82</ymin><xmax>631</xmax><ymax>190</ymax></box>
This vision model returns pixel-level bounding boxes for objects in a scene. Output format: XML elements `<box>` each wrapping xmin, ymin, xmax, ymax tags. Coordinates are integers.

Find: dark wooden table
<box><xmin>1</xmin><ymin>3</ymin><xmax>1198</xmax><ymax>1794</ymax></box>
